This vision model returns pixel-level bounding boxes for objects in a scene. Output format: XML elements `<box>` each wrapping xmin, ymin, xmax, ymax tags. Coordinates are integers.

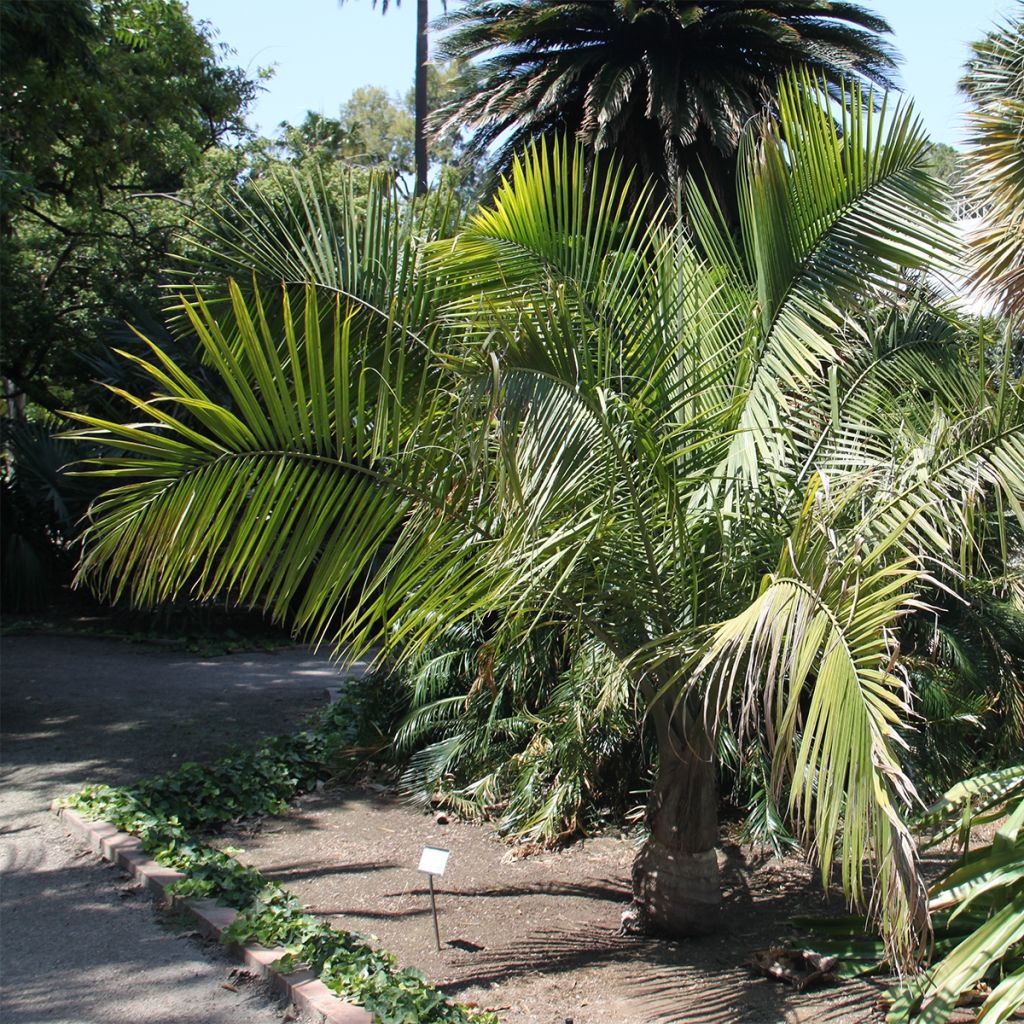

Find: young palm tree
<box><xmin>432</xmin><ymin>0</ymin><xmax>898</xmax><ymax>208</ymax></box>
<box><xmin>65</xmin><ymin>73</ymin><xmax>1023</xmax><ymax>959</ymax></box>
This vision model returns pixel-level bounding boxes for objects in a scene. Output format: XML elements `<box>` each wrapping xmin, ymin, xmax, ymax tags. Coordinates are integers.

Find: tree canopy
<box><xmin>0</xmin><ymin>0</ymin><xmax>259</xmax><ymax>412</ymax></box>
<box><xmin>433</xmin><ymin>0</ymin><xmax>899</xmax><ymax>208</ymax></box>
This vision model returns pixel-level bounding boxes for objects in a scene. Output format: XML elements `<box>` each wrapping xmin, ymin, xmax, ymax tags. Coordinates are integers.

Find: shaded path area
<box><xmin>0</xmin><ymin>634</ymin><xmax>362</xmax><ymax>1024</ymax></box>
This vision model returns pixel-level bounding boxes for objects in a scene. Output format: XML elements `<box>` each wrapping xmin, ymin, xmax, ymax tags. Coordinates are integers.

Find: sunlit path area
<box><xmin>0</xmin><ymin>636</ymin><xmax>345</xmax><ymax>1023</ymax></box>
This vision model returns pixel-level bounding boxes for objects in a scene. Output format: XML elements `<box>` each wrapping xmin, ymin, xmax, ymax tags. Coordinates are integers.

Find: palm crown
<box><xmin>434</xmin><ymin>0</ymin><xmax>899</xmax><ymax>205</ymax></box>
<box><xmin>66</xmin><ymin>72</ymin><xmax>1023</xmax><ymax>961</ymax></box>
<box><xmin>962</xmin><ymin>11</ymin><xmax>1024</xmax><ymax>314</ymax></box>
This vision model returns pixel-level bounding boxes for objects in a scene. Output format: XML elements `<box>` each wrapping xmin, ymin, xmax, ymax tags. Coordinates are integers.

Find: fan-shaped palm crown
<box><xmin>435</xmin><ymin>0</ymin><xmax>898</xmax><ymax>205</ymax></box>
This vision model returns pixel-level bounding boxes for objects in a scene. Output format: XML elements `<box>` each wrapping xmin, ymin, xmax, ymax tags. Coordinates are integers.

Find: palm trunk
<box><xmin>630</xmin><ymin>715</ymin><xmax>720</xmax><ymax>936</ymax></box>
<box><xmin>413</xmin><ymin>0</ymin><xmax>428</xmax><ymax>196</ymax></box>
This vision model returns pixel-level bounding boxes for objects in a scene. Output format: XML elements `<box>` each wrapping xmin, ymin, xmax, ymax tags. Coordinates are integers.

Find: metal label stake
<box><xmin>418</xmin><ymin>846</ymin><xmax>450</xmax><ymax>952</ymax></box>
<box><xmin>427</xmin><ymin>874</ymin><xmax>441</xmax><ymax>950</ymax></box>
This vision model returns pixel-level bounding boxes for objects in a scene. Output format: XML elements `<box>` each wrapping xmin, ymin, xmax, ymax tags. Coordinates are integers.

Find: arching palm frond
<box><xmin>171</xmin><ymin>166</ymin><xmax>461</xmax><ymax>339</ymax></box>
<box><xmin>64</xmin><ymin>277</ymin><xmax>494</xmax><ymax>657</ymax></box>
<box><xmin>691</xmin><ymin>479</ymin><xmax>929</xmax><ymax>961</ymax></box>
<box><xmin>65</xmin><ymin>73</ymin><xmax>1023</xmax><ymax>961</ymax></box>
<box><xmin>690</xmin><ymin>71</ymin><xmax>960</xmax><ymax>488</ymax></box>
<box><xmin>782</xmin><ymin>299</ymin><xmax>1024</xmax><ymax>577</ymax></box>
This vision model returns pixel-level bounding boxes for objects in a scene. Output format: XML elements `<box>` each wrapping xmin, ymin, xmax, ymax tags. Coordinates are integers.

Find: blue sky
<box><xmin>187</xmin><ymin>0</ymin><xmax>1015</xmax><ymax>146</ymax></box>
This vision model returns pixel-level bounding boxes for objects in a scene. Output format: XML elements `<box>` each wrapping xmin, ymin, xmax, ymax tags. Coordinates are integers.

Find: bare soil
<box><xmin>216</xmin><ymin>783</ymin><xmax>890</xmax><ymax>1024</ymax></box>
<box><xmin>5</xmin><ymin>627</ymin><xmax>991</xmax><ymax>1024</ymax></box>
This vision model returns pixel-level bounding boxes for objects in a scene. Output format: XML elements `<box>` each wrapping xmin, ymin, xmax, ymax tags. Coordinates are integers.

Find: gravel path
<box><xmin>0</xmin><ymin>634</ymin><xmax>367</xmax><ymax>1024</ymax></box>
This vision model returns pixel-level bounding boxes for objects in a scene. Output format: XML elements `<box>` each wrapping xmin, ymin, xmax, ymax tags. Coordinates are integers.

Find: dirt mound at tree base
<box><xmin>215</xmin><ymin>785</ymin><xmax>885</xmax><ymax>1024</ymax></box>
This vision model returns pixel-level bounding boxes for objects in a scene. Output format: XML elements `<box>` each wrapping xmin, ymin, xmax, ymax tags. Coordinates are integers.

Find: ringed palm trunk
<box><xmin>631</xmin><ymin>705</ymin><xmax>720</xmax><ymax>936</ymax></box>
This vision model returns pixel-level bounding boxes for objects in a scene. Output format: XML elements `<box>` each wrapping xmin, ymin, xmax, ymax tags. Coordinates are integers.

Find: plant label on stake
<box><xmin>418</xmin><ymin>847</ymin><xmax>449</xmax><ymax>950</ymax></box>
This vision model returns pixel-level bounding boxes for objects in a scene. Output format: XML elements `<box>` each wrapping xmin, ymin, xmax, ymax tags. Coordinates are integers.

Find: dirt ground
<box><xmin>216</xmin><ymin>783</ymin><xmax>889</xmax><ymax>1024</ymax></box>
<box><xmin>4</xmin><ymin>629</ymin><xmax>993</xmax><ymax>1024</ymax></box>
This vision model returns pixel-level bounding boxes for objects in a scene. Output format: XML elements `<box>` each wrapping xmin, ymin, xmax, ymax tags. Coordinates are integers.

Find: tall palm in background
<box><xmin>433</xmin><ymin>0</ymin><xmax>898</xmax><ymax>209</ymax></box>
<box><xmin>962</xmin><ymin>9</ymin><xmax>1024</xmax><ymax>315</ymax></box>
<box><xmin>64</xmin><ymin>74</ymin><xmax>1023</xmax><ymax>958</ymax></box>
<box><xmin>340</xmin><ymin>0</ymin><xmax>432</xmax><ymax>195</ymax></box>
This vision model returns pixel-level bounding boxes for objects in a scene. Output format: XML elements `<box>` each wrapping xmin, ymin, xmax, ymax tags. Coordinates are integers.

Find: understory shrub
<box><xmin>376</xmin><ymin>619</ymin><xmax>799</xmax><ymax>853</ymax></box>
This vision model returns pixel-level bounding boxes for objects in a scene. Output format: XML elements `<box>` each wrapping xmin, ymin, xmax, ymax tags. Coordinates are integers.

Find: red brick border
<box><xmin>52</xmin><ymin>803</ymin><xmax>371</xmax><ymax>1024</ymax></box>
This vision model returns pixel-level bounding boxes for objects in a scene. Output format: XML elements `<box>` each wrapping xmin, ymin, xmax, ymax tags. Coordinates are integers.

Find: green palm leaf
<box><xmin>962</xmin><ymin>12</ymin><xmax>1024</xmax><ymax>314</ymax></box>
<box><xmin>689</xmin><ymin>478</ymin><xmax>928</xmax><ymax>961</ymax></box>
<box><xmin>695</xmin><ymin>70</ymin><xmax>960</xmax><ymax>486</ymax></box>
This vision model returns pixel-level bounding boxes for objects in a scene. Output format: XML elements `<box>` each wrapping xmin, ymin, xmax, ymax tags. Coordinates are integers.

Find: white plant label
<box><xmin>418</xmin><ymin>846</ymin><xmax>450</xmax><ymax>876</ymax></box>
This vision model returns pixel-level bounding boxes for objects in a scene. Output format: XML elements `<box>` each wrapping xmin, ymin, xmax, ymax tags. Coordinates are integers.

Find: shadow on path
<box><xmin>1</xmin><ymin>633</ymin><xmax>353</xmax><ymax>1024</ymax></box>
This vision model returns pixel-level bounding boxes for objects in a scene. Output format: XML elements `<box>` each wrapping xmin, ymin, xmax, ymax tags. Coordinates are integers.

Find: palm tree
<box><xmin>340</xmin><ymin>0</ymin><xmax>431</xmax><ymax>195</ymax></box>
<box><xmin>962</xmin><ymin>10</ymin><xmax>1024</xmax><ymax>314</ymax></box>
<box><xmin>65</xmin><ymin>73</ymin><xmax>1023</xmax><ymax>958</ymax></box>
<box><xmin>433</xmin><ymin>0</ymin><xmax>898</xmax><ymax>209</ymax></box>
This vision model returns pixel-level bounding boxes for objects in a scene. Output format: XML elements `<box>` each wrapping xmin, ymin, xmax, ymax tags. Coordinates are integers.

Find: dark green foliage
<box><xmin>0</xmin><ymin>0</ymin><xmax>259</xmax><ymax>410</ymax></box>
<box><xmin>904</xmin><ymin>590</ymin><xmax>1024</xmax><ymax>797</ymax></box>
<box><xmin>383</xmin><ymin>622</ymin><xmax>649</xmax><ymax>842</ymax></box>
<box><xmin>0</xmin><ymin>418</ymin><xmax>103</xmax><ymax>610</ymax></box>
<box><xmin>717</xmin><ymin>731</ymin><xmax>799</xmax><ymax>857</ymax></box>
<box><xmin>2</xmin><ymin>0</ymin><xmax>255</xmax><ymax>212</ymax></box>
<box><xmin>367</xmin><ymin>624</ymin><xmax>807</xmax><ymax>853</ymax></box>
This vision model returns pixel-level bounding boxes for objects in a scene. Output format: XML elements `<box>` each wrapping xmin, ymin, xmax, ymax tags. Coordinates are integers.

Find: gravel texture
<box><xmin>0</xmin><ymin>633</ymin><xmax>364</xmax><ymax>1024</ymax></box>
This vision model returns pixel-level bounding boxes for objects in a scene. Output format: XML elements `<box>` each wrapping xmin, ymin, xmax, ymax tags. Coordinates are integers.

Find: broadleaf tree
<box><xmin>339</xmin><ymin>0</ymin><xmax>434</xmax><ymax>195</ymax></box>
<box><xmin>0</xmin><ymin>0</ymin><xmax>259</xmax><ymax>414</ymax></box>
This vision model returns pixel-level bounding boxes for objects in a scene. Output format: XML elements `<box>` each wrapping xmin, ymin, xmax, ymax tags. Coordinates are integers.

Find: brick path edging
<box><xmin>52</xmin><ymin>802</ymin><xmax>372</xmax><ymax>1024</ymax></box>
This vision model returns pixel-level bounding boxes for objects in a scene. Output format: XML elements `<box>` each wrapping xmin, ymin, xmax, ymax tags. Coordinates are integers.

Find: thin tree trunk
<box><xmin>3</xmin><ymin>377</ymin><xmax>27</xmax><ymax>420</ymax></box>
<box><xmin>629</xmin><ymin>713</ymin><xmax>720</xmax><ymax>936</ymax></box>
<box><xmin>414</xmin><ymin>0</ymin><xmax>428</xmax><ymax>195</ymax></box>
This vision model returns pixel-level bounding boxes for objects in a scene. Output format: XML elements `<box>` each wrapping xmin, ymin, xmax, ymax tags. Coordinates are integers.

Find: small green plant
<box><xmin>887</xmin><ymin>766</ymin><xmax>1024</xmax><ymax>1024</ymax></box>
<box><xmin>62</xmin><ymin>687</ymin><xmax>498</xmax><ymax>1024</ymax></box>
<box><xmin>799</xmin><ymin>765</ymin><xmax>1024</xmax><ymax>1023</ymax></box>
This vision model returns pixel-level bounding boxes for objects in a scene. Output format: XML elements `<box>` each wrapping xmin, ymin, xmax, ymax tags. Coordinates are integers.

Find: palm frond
<box><xmin>689</xmin><ymin>477</ymin><xmax>927</xmax><ymax>963</ymax></box>
<box><xmin>697</xmin><ymin>70</ymin><xmax>960</xmax><ymax>486</ymax></box>
<box><xmin>962</xmin><ymin>13</ymin><xmax>1024</xmax><ymax>314</ymax></box>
